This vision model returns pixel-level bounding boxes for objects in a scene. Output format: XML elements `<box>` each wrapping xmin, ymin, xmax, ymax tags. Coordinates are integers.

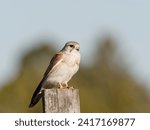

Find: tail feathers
<box><xmin>29</xmin><ymin>78</ymin><xmax>45</xmax><ymax>108</ymax></box>
<box><xmin>29</xmin><ymin>92</ymin><xmax>42</xmax><ymax>108</ymax></box>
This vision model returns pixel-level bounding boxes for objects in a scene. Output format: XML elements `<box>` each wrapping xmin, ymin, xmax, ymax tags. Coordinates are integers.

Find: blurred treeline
<box><xmin>0</xmin><ymin>37</ymin><xmax>150</xmax><ymax>112</ymax></box>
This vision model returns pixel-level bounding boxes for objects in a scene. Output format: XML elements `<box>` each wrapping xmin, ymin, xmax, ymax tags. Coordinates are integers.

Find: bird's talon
<box><xmin>59</xmin><ymin>85</ymin><xmax>66</xmax><ymax>89</ymax></box>
<box><xmin>69</xmin><ymin>86</ymin><xmax>74</xmax><ymax>89</ymax></box>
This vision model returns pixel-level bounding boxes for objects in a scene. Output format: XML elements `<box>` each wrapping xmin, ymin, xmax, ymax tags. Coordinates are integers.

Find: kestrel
<box><xmin>29</xmin><ymin>41</ymin><xmax>80</xmax><ymax>107</ymax></box>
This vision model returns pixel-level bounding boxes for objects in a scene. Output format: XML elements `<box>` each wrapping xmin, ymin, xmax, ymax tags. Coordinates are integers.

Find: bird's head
<box><xmin>62</xmin><ymin>41</ymin><xmax>80</xmax><ymax>53</ymax></box>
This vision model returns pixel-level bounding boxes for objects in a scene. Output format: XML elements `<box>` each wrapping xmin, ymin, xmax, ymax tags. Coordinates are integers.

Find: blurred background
<box><xmin>0</xmin><ymin>0</ymin><xmax>150</xmax><ymax>112</ymax></box>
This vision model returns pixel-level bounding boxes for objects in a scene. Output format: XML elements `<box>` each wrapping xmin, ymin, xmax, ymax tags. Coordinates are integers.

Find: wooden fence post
<box><xmin>42</xmin><ymin>89</ymin><xmax>80</xmax><ymax>113</ymax></box>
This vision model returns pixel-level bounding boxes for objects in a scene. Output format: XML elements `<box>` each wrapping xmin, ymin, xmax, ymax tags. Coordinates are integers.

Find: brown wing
<box><xmin>44</xmin><ymin>53</ymin><xmax>63</xmax><ymax>77</ymax></box>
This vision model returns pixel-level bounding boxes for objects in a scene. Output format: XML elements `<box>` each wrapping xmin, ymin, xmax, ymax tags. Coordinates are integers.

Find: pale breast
<box><xmin>47</xmin><ymin>51</ymin><xmax>80</xmax><ymax>85</ymax></box>
<box><xmin>63</xmin><ymin>51</ymin><xmax>80</xmax><ymax>66</ymax></box>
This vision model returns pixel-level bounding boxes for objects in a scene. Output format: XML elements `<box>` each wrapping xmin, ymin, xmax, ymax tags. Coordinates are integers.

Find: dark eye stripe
<box><xmin>69</xmin><ymin>45</ymin><xmax>74</xmax><ymax>48</ymax></box>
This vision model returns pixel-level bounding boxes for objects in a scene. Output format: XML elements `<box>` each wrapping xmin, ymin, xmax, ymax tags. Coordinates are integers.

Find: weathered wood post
<box><xmin>42</xmin><ymin>89</ymin><xmax>80</xmax><ymax>113</ymax></box>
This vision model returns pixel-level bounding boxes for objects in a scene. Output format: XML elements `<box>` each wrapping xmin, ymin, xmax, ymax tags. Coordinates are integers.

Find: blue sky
<box><xmin>0</xmin><ymin>0</ymin><xmax>150</xmax><ymax>88</ymax></box>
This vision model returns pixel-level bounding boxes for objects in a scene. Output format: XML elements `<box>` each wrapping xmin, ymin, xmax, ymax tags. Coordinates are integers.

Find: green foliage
<box><xmin>0</xmin><ymin>39</ymin><xmax>150</xmax><ymax>112</ymax></box>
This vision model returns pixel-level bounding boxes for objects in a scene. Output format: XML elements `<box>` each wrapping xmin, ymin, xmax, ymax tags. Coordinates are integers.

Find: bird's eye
<box><xmin>76</xmin><ymin>48</ymin><xmax>79</xmax><ymax>51</ymax></box>
<box><xmin>69</xmin><ymin>45</ymin><xmax>74</xmax><ymax>48</ymax></box>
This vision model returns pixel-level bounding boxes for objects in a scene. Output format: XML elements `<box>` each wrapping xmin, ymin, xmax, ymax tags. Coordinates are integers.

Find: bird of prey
<box><xmin>29</xmin><ymin>41</ymin><xmax>80</xmax><ymax>108</ymax></box>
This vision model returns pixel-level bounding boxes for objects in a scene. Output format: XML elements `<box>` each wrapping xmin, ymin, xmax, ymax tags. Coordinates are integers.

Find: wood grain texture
<box><xmin>42</xmin><ymin>89</ymin><xmax>80</xmax><ymax>113</ymax></box>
